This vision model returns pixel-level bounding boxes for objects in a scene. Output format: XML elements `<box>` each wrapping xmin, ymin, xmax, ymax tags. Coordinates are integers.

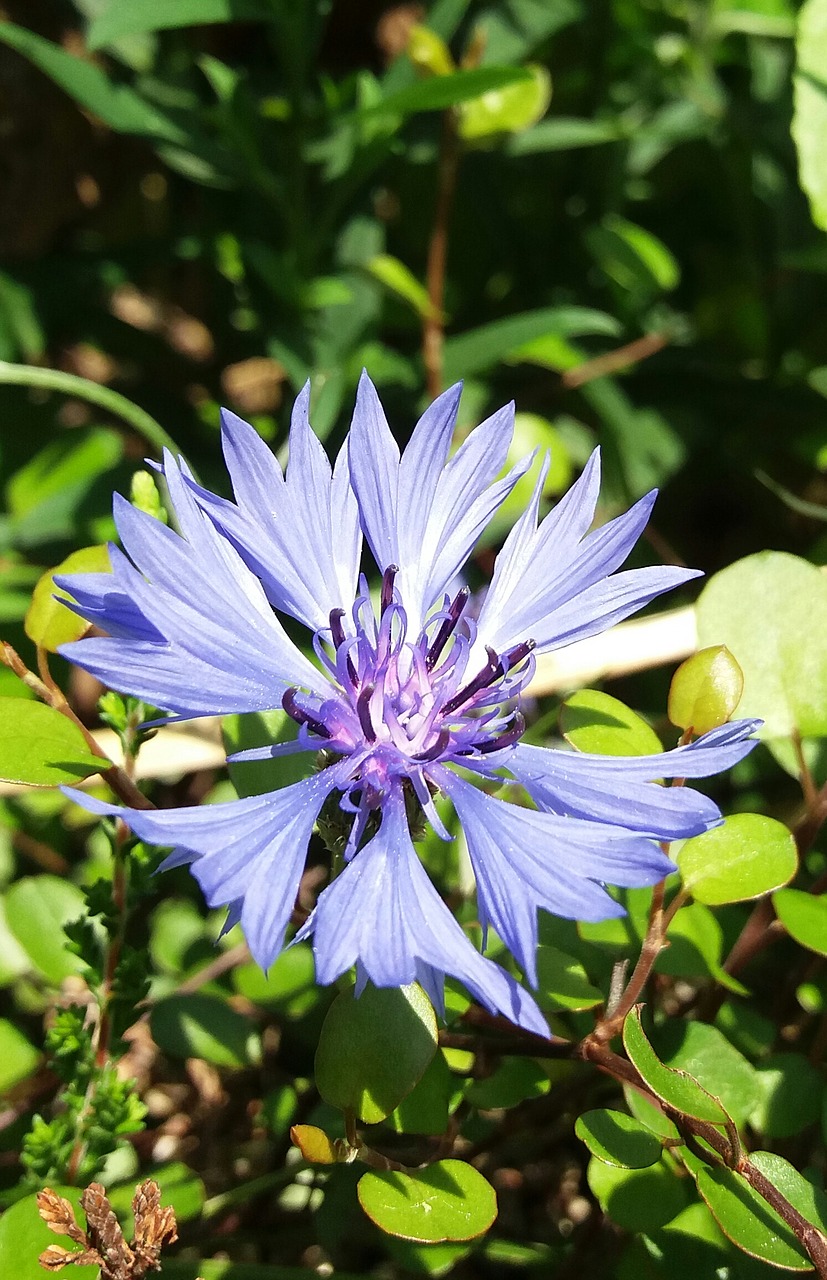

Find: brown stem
<box><xmin>580</xmin><ymin>1038</ymin><xmax>827</xmax><ymax>1275</ymax></box>
<box><xmin>561</xmin><ymin>331</ymin><xmax>669</xmax><ymax>390</ymax></box>
<box><xmin>590</xmin><ymin>880</ymin><xmax>667</xmax><ymax>1043</ymax></box>
<box><xmin>422</xmin><ymin>109</ymin><xmax>460</xmax><ymax>400</ymax></box>
<box><xmin>1</xmin><ymin>642</ymin><xmax>153</xmax><ymax>811</ymax></box>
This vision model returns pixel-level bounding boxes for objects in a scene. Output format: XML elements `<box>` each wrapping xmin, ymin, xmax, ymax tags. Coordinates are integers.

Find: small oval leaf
<box><xmin>0</xmin><ymin>699</ymin><xmax>108</xmax><ymax>786</ymax></box>
<box><xmin>678</xmin><ymin>814</ymin><xmax>797</xmax><ymax>906</ymax></box>
<box><xmin>150</xmin><ymin>994</ymin><xmax>261</xmax><ymax>1068</ymax></box>
<box><xmin>560</xmin><ymin>690</ymin><xmax>663</xmax><ymax>756</ymax></box>
<box><xmin>358</xmin><ymin>1160</ymin><xmax>497</xmax><ymax>1242</ymax></box>
<box><xmin>668</xmin><ymin>645</ymin><xmax>744</xmax><ymax>734</ymax></box>
<box><xmin>774</xmin><ymin>889</ymin><xmax>827</xmax><ymax>957</ymax></box>
<box><xmin>290</xmin><ymin>1124</ymin><xmax>338</xmax><ymax>1165</ymax></box>
<box><xmin>315</xmin><ymin>982</ymin><xmax>437</xmax><ymax>1124</ymax></box>
<box><xmin>623</xmin><ymin>1007</ymin><xmax>730</xmax><ymax>1125</ymax></box>
<box><xmin>25</xmin><ymin>545</ymin><xmax>111</xmax><ymax>652</ymax></box>
<box><xmin>576</xmin><ymin>1109</ymin><xmax>663</xmax><ymax>1169</ymax></box>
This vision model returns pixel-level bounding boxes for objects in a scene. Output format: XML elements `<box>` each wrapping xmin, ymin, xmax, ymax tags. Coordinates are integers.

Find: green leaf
<box><xmin>695</xmin><ymin>551</ymin><xmax>827</xmax><ymax>739</ymax></box>
<box><xmin>442</xmin><ymin>307</ymin><xmax>620</xmax><ymax>382</ymax></box>
<box><xmin>25</xmin><ymin>545</ymin><xmax>111</xmax><ymax>652</ymax></box>
<box><xmin>232</xmin><ymin>943</ymin><xmax>317</xmax><ymax>1018</ymax></box>
<box><xmin>623</xmin><ymin>1007</ymin><xmax>730</xmax><ymax>1125</ymax></box>
<box><xmin>388</xmin><ymin>1050</ymin><xmax>453</xmax><ymax>1135</ymax></box>
<box><xmin>315</xmin><ymin>983</ymin><xmax>437</xmax><ymax>1124</ymax></box>
<box><xmin>793</xmin><ymin>0</ymin><xmax>827</xmax><ymax>232</ymax></box>
<box><xmin>696</xmin><ymin>1155</ymin><xmax>824</xmax><ymax>1270</ymax></box>
<box><xmin>535</xmin><ymin>943</ymin><xmax>602</xmax><ymax>1011</ymax></box>
<box><xmin>466</xmin><ymin>1058</ymin><xmax>550</xmax><ymax>1110</ymax></box>
<box><xmin>0</xmin><ymin>698</ymin><xmax>108</xmax><ymax>786</ymax></box>
<box><xmin>560</xmin><ymin>689</ymin><xmax>663</xmax><ymax>756</ymax></box>
<box><xmin>0</xmin><ymin>1188</ymin><xmax>98</xmax><ymax>1280</ymax></box>
<box><xmin>587</xmin><ymin>1156</ymin><xmax>689</xmax><ymax>1232</ymax></box>
<box><xmin>655</xmin><ymin>901</ymin><xmax>747</xmax><ymax>993</ymax></box>
<box><xmin>773</xmin><ymin>889</ymin><xmax>827</xmax><ymax>956</ymax></box>
<box><xmin>0</xmin><ymin>1018</ymin><xmax>39</xmax><ymax>1093</ymax></box>
<box><xmin>751</xmin><ymin>1053</ymin><xmax>824</xmax><ymax>1139</ymax></box>
<box><xmin>508</xmin><ymin>115</ymin><xmax>623</xmax><ymax>154</ymax></box>
<box><xmin>88</xmin><ymin>0</ymin><xmax>274</xmax><ymax>50</ymax></box>
<box><xmin>458</xmin><ymin>65</ymin><xmax>552</xmax><ymax>142</ymax></box>
<box><xmin>678</xmin><ymin>814</ymin><xmax>797</xmax><ymax>906</ymax></box>
<box><xmin>0</xmin><ymin>23</ymin><xmax>189</xmax><ymax>143</ymax></box>
<box><xmin>587</xmin><ymin>214</ymin><xmax>680</xmax><ymax>297</ymax></box>
<box><xmin>358</xmin><ymin>1159</ymin><xmax>497</xmax><ymax>1242</ymax></box>
<box><xmin>6</xmin><ymin>425</ymin><xmax>122</xmax><ymax>547</ymax></box>
<box><xmin>150</xmin><ymin>994</ymin><xmax>261</xmax><ymax>1068</ymax></box>
<box><xmin>223</xmin><ymin>709</ymin><xmax>306</xmax><ymax>799</ymax></box>
<box><xmin>668</xmin><ymin>645</ymin><xmax>745</xmax><ymax>735</ymax></box>
<box><xmin>575</xmin><ymin>1109</ymin><xmax>663</xmax><ymax>1169</ymax></box>
<box><xmin>370</xmin><ymin>66</ymin><xmax>534</xmax><ymax>117</ymax></box>
<box><xmin>366</xmin><ymin>254</ymin><xmax>437</xmax><ymax>320</ymax></box>
<box><xmin>652</xmin><ymin>1021</ymin><xmax>761</xmax><ymax>1128</ymax></box>
<box><xmin>623</xmin><ymin>1084</ymin><xmax>680</xmax><ymax>1141</ymax></box>
<box><xmin>5</xmin><ymin>875</ymin><xmax>87</xmax><ymax>984</ymax></box>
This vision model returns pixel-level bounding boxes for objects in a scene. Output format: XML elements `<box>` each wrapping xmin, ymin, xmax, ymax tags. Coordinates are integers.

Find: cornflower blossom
<box><xmin>60</xmin><ymin>373</ymin><xmax>757</xmax><ymax>1036</ymax></box>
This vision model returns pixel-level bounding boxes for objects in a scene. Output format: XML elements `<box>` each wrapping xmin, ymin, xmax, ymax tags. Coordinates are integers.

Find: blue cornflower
<box><xmin>60</xmin><ymin>373</ymin><xmax>757</xmax><ymax>1036</ymax></box>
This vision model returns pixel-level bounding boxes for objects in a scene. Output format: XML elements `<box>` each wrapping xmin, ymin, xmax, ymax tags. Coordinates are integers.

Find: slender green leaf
<box><xmin>623</xmin><ymin>1007</ymin><xmax>730</xmax><ymax>1125</ymax></box>
<box><xmin>88</xmin><ymin>0</ymin><xmax>274</xmax><ymax>50</ymax></box>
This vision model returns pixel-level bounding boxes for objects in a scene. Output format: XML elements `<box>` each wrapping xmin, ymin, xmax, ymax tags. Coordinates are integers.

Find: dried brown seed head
<box><xmin>36</xmin><ymin>1189</ymin><xmax>87</xmax><ymax>1247</ymax></box>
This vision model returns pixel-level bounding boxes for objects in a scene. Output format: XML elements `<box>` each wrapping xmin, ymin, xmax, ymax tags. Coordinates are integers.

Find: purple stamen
<box><xmin>426</xmin><ymin>587</ymin><xmax>470</xmax><ymax>671</ymax></box>
<box><xmin>471</xmin><ymin>714</ymin><xmax>526</xmax><ymax>755</ymax></box>
<box><xmin>282</xmin><ymin>688</ymin><xmax>330</xmax><ymax>739</ymax></box>
<box><xmin>414</xmin><ymin>729</ymin><xmax>450</xmax><ymax>762</ymax></box>
<box><xmin>329</xmin><ymin>607</ymin><xmax>346</xmax><ymax>649</ymax></box>
<box><xmin>442</xmin><ymin>646</ymin><xmax>503</xmax><ymax>715</ymax></box>
<box><xmin>356</xmin><ymin>684</ymin><xmax>377</xmax><ymax>742</ymax></box>
<box><xmin>503</xmin><ymin>639</ymin><xmax>536</xmax><ymax>671</ymax></box>
<box><xmin>381</xmin><ymin>564</ymin><xmax>399</xmax><ymax>615</ymax></box>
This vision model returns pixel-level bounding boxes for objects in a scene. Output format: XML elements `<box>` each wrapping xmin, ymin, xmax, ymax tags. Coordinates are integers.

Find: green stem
<box><xmin>0</xmin><ymin>361</ymin><xmax>178</xmax><ymax>457</ymax></box>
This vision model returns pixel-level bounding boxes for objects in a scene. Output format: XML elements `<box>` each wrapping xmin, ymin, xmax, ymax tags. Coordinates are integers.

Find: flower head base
<box><xmin>59</xmin><ymin>373</ymin><xmax>759</xmax><ymax>1037</ymax></box>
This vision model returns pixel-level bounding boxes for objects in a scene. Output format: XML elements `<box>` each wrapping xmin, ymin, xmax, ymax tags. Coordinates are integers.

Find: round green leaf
<box><xmin>0</xmin><ymin>698</ymin><xmax>108</xmax><ymax>786</ymax></box>
<box><xmin>0</xmin><ymin>1187</ymin><xmax>98</xmax><ymax>1280</ymax></box>
<box><xmin>535</xmin><ymin>943</ymin><xmax>602</xmax><ymax>1011</ymax></box>
<box><xmin>25</xmin><ymin>544</ymin><xmax>111</xmax><ymax>652</ymax></box>
<box><xmin>678</xmin><ymin>813</ymin><xmax>797</xmax><ymax>905</ymax></box>
<box><xmin>575</xmin><ymin>1109</ymin><xmax>663</xmax><ymax>1169</ymax></box>
<box><xmin>587</xmin><ymin>1156</ymin><xmax>688</xmax><ymax>1232</ymax></box>
<box><xmin>466</xmin><ymin>1058</ymin><xmax>549</xmax><ymax>1110</ymax></box>
<box><xmin>0</xmin><ymin>1018</ymin><xmax>39</xmax><ymax>1094</ymax></box>
<box><xmin>751</xmin><ymin>1053</ymin><xmax>824</xmax><ymax>1139</ymax></box>
<box><xmin>150</xmin><ymin>993</ymin><xmax>261</xmax><ymax>1068</ymax></box>
<box><xmin>696</xmin><ymin>1155</ymin><xmax>824</xmax><ymax>1271</ymax></box>
<box><xmin>389</xmin><ymin>1050</ymin><xmax>452</xmax><ymax>1136</ymax></box>
<box><xmin>358</xmin><ymin>1159</ymin><xmax>497</xmax><ymax>1242</ymax></box>
<box><xmin>315</xmin><ymin>982</ymin><xmax>437</xmax><ymax>1124</ymax></box>
<box><xmin>458</xmin><ymin>65</ymin><xmax>551</xmax><ymax>142</ymax></box>
<box><xmin>233</xmin><ymin>942</ymin><xmax>317</xmax><ymax>1018</ymax></box>
<box><xmin>774</xmin><ymin>889</ymin><xmax>827</xmax><ymax>956</ymax></box>
<box><xmin>5</xmin><ymin>875</ymin><xmax>87</xmax><ymax>984</ymax></box>
<box><xmin>560</xmin><ymin>690</ymin><xmax>663</xmax><ymax>756</ymax></box>
<box><xmin>696</xmin><ymin>551</ymin><xmax>827</xmax><ymax>738</ymax></box>
<box><xmin>668</xmin><ymin>645</ymin><xmax>744</xmax><ymax>734</ymax></box>
<box><xmin>623</xmin><ymin>1007</ymin><xmax>730</xmax><ymax>1125</ymax></box>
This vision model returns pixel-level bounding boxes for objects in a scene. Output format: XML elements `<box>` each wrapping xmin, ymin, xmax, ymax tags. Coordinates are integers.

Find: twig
<box><xmin>561</xmin><ymin>331</ymin><xmax>669</xmax><ymax>390</ymax></box>
<box><xmin>589</xmin><ymin>880</ymin><xmax>667</xmax><ymax>1044</ymax></box>
<box><xmin>423</xmin><ymin>108</ymin><xmax>461</xmax><ymax>399</ymax></box>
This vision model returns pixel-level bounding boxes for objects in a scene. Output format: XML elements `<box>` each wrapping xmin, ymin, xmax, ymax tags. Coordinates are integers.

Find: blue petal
<box><xmin>436</xmin><ymin>768</ymin><xmax>674</xmax><ymax>986</ymax></box>
<box><xmin>507</xmin><ymin>722</ymin><xmax>758</xmax><ymax>840</ymax></box>
<box><xmin>299</xmin><ymin>784</ymin><xmax>549</xmax><ymax>1037</ymax></box>
<box><xmin>62</xmin><ymin>765</ymin><xmax>347</xmax><ymax>969</ymax></box>
<box><xmin>473</xmin><ymin>447</ymin><xmax>700</xmax><ymax>659</ymax></box>
<box><xmin>348</xmin><ymin>373</ymin><xmax>531</xmax><ymax>631</ymax></box>
<box><xmin>59</xmin><ymin>459</ymin><xmax>327</xmax><ymax>717</ymax></box>
<box><xmin>187</xmin><ymin>389</ymin><xmax>362</xmax><ymax>630</ymax></box>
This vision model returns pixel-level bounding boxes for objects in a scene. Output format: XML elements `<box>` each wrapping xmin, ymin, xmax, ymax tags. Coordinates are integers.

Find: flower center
<box><xmin>282</xmin><ymin>566</ymin><xmax>534</xmax><ymax>805</ymax></box>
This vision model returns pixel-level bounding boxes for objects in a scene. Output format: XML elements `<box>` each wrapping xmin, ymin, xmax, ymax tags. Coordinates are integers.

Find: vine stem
<box><xmin>0</xmin><ymin>361</ymin><xmax>178</xmax><ymax>457</ymax></box>
<box><xmin>423</xmin><ymin>108</ymin><xmax>460</xmax><ymax>400</ymax></box>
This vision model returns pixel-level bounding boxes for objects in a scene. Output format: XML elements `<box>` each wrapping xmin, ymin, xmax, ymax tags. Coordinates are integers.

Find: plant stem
<box><xmin>590</xmin><ymin>879</ymin><xmax>667</xmax><ymax>1043</ymax></box>
<box><xmin>423</xmin><ymin>109</ymin><xmax>460</xmax><ymax>400</ymax></box>
<box><xmin>0</xmin><ymin>361</ymin><xmax>178</xmax><ymax>457</ymax></box>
